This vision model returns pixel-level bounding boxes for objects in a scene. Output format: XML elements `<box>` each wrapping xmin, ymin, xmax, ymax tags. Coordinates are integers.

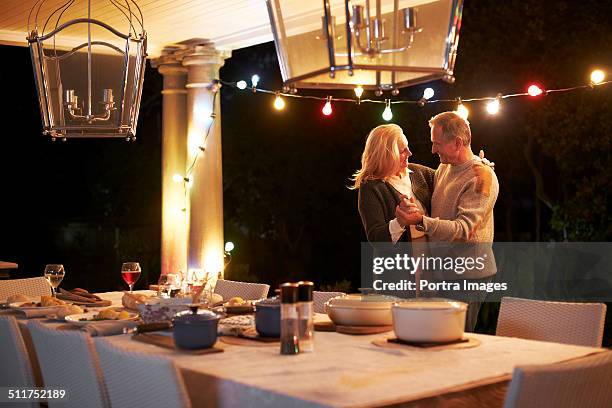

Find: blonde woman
<box><xmin>352</xmin><ymin>124</ymin><xmax>434</xmax><ymax>244</ymax></box>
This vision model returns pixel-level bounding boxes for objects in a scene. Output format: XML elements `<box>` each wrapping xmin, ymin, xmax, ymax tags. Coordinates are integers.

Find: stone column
<box><xmin>152</xmin><ymin>48</ymin><xmax>188</xmax><ymax>276</ymax></box>
<box><xmin>180</xmin><ymin>43</ymin><xmax>229</xmax><ymax>276</ymax></box>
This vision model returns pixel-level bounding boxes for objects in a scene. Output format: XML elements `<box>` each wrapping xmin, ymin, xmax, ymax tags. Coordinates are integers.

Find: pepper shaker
<box><xmin>280</xmin><ymin>283</ymin><xmax>299</xmax><ymax>355</ymax></box>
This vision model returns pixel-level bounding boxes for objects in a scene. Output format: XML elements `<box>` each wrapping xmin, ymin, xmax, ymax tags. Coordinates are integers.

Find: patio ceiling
<box><xmin>0</xmin><ymin>0</ymin><xmax>278</xmax><ymax>57</ymax></box>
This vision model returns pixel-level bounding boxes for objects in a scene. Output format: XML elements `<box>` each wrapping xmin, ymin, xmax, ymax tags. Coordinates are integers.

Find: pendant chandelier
<box><xmin>266</xmin><ymin>0</ymin><xmax>463</xmax><ymax>94</ymax></box>
<box><xmin>27</xmin><ymin>0</ymin><xmax>147</xmax><ymax>141</ymax></box>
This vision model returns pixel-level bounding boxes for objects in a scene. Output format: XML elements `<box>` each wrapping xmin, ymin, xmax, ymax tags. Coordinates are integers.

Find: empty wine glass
<box><xmin>121</xmin><ymin>262</ymin><xmax>141</xmax><ymax>293</ymax></box>
<box><xmin>44</xmin><ymin>264</ymin><xmax>65</xmax><ymax>297</ymax></box>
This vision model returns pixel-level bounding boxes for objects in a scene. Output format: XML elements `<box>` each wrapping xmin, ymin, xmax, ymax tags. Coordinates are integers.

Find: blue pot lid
<box><xmin>173</xmin><ymin>308</ymin><xmax>219</xmax><ymax>324</ymax></box>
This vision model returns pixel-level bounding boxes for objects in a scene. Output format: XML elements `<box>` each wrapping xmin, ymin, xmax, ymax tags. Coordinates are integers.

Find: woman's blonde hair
<box><xmin>350</xmin><ymin>124</ymin><xmax>406</xmax><ymax>189</ymax></box>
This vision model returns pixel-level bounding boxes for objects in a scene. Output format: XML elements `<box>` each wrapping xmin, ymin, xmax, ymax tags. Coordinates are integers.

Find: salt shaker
<box><xmin>280</xmin><ymin>283</ymin><xmax>299</xmax><ymax>355</ymax></box>
<box><xmin>297</xmin><ymin>281</ymin><xmax>314</xmax><ymax>352</ymax></box>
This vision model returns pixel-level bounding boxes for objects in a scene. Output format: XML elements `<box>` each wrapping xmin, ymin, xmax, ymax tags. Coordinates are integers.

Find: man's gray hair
<box><xmin>429</xmin><ymin>111</ymin><xmax>471</xmax><ymax>146</ymax></box>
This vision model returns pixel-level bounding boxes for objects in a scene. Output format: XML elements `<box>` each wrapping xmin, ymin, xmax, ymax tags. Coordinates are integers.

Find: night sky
<box><xmin>1</xmin><ymin>0</ymin><xmax>611</xmax><ymax>336</ymax></box>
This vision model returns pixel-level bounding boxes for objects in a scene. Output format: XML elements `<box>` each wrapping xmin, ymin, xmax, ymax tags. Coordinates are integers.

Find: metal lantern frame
<box><xmin>266</xmin><ymin>0</ymin><xmax>464</xmax><ymax>91</ymax></box>
<box><xmin>27</xmin><ymin>0</ymin><xmax>147</xmax><ymax>140</ymax></box>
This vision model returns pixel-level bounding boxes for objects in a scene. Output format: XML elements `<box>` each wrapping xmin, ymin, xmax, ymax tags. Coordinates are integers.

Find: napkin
<box><xmin>81</xmin><ymin>321</ymin><xmax>139</xmax><ymax>337</ymax></box>
<box><xmin>20</xmin><ymin>308</ymin><xmax>60</xmax><ymax>319</ymax></box>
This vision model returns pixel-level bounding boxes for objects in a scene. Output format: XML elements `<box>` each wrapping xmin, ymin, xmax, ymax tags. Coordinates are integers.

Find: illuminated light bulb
<box><xmin>456</xmin><ymin>103</ymin><xmax>469</xmax><ymax>120</ymax></box>
<box><xmin>273</xmin><ymin>94</ymin><xmax>285</xmax><ymax>110</ymax></box>
<box><xmin>527</xmin><ymin>84</ymin><xmax>543</xmax><ymax>97</ymax></box>
<box><xmin>382</xmin><ymin>100</ymin><xmax>393</xmax><ymax>121</ymax></box>
<box><xmin>423</xmin><ymin>87</ymin><xmax>435</xmax><ymax>100</ymax></box>
<box><xmin>590</xmin><ymin>69</ymin><xmax>605</xmax><ymax>85</ymax></box>
<box><xmin>236</xmin><ymin>80</ymin><xmax>247</xmax><ymax>90</ymax></box>
<box><xmin>354</xmin><ymin>85</ymin><xmax>364</xmax><ymax>98</ymax></box>
<box><xmin>322</xmin><ymin>98</ymin><xmax>333</xmax><ymax>116</ymax></box>
<box><xmin>251</xmin><ymin>74</ymin><xmax>260</xmax><ymax>87</ymax></box>
<box><xmin>172</xmin><ymin>174</ymin><xmax>184</xmax><ymax>183</ymax></box>
<box><xmin>225</xmin><ymin>241</ymin><xmax>235</xmax><ymax>252</ymax></box>
<box><xmin>486</xmin><ymin>98</ymin><xmax>500</xmax><ymax>115</ymax></box>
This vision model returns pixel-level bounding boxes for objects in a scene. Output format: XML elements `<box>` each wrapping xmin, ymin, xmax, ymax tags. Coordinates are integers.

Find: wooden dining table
<box><xmin>5</xmin><ymin>290</ymin><xmax>608</xmax><ymax>408</ymax></box>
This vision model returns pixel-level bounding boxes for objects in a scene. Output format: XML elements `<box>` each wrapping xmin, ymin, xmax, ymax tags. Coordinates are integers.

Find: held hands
<box><xmin>396</xmin><ymin>196</ymin><xmax>423</xmax><ymax>227</ymax></box>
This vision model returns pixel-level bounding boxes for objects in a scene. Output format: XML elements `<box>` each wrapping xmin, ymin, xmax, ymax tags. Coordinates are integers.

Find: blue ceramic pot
<box><xmin>254</xmin><ymin>298</ymin><xmax>281</xmax><ymax>337</ymax></box>
<box><xmin>172</xmin><ymin>308</ymin><xmax>220</xmax><ymax>349</ymax></box>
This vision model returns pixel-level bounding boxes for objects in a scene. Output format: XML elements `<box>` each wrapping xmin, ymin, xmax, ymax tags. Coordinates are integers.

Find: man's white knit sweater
<box><xmin>422</xmin><ymin>155</ymin><xmax>499</xmax><ymax>278</ymax></box>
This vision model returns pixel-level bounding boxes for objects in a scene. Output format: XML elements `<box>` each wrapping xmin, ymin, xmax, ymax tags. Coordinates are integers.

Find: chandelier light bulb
<box><xmin>322</xmin><ymin>98</ymin><xmax>333</xmax><ymax>116</ymax></box>
<box><xmin>456</xmin><ymin>103</ymin><xmax>469</xmax><ymax>120</ymax></box>
<box><xmin>486</xmin><ymin>98</ymin><xmax>500</xmax><ymax>115</ymax></box>
<box><xmin>251</xmin><ymin>74</ymin><xmax>260</xmax><ymax>88</ymax></box>
<box><xmin>236</xmin><ymin>80</ymin><xmax>247</xmax><ymax>90</ymax></box>
<box><xmin>527</xmin><ymin>84</ymin><xmax>544</xmax><ymax>97</ymax></box>
<box><xmin>382</xmin><ymin>101</ymin><xmax>393</xmax><ymax>121</ymax></box>
<box><xmin>590</xmin><ymin>69</ymin><xmax>605</xmax><ymax>85</ymax></box>
<box><xmin>273</xmin><ymin>94</ymin><xmax>286</xmax><ymax>110</ymax></box>
<box><xmin>354</xmin><ymin>86</ymin><xmax>364</xmax><ymax>99</ymax></box>
<box><xmin>423</xmin><ymin>87</ymin><xmax>435</xmax><ymax>100</ymax></box>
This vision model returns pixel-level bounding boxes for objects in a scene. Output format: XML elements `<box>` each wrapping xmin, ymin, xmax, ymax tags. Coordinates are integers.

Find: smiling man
<box><xmin>396</xmin><ymin>111</ymin><xmax>499</xmax><ymax>331</ymax></box>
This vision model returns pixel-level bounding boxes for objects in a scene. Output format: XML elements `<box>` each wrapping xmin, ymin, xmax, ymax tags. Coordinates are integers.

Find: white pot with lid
<box><xmin>324</xmin><ymin>294</ymin><xmax>398</xmax><ymax>326</ymax></box>
<box><xmin>391</xmin><ymin>299</ymin><xmax>467</xmax><ymax>342</ymax></box>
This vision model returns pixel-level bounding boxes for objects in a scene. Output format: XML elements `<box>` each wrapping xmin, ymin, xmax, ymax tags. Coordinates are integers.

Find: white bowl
<box><xmin>391</xmin><ymin>300</ymin><xmax>467</xmax><ymax>342</ymax></box>
<box><xmin>324</xmin><ymin>294</ymin><xmax>397</xmax><ymax>326</ymax></box>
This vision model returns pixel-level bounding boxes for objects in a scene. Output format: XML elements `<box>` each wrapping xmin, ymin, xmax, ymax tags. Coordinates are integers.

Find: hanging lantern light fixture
<box><xmin>266</xmin><ymin>0</ymin><xmax>463</xmax><ymax>94</ymax></box>
<box><xmin>27</xmin><ymin>0</ymin><xmax>147</xmax><ymax>141</ymax></box>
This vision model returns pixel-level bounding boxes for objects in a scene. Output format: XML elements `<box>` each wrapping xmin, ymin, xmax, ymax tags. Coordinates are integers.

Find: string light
<box><xmin>322</xmin><ymin>96</ymin><xmax>333</xmax><ymax>116</ymax></box>
<box><xmin>224</xmin><ymin>242</ymin><xmax>235</xmax><ymax>252</ymax></box>
<box><xmin>172</xmin><ymin>174</ymin><xmax>184</xmax><ymax>183</ymax></box>
<box><xmin>456</xmin><ymin>101</ymin><xmax>469</xmax><ymax>120</ymax></box>
<box><xmin>273</xmin><ymin>92</ymin><xmax>285</xmax><ymax>110</ymax></box>
<box><xmin>486</xmin><ymin>95</ymin><xmax>501</xmax><ymax>115</ymax></box>
<box><xmin>382</xmin><ymin>100</ymin><xmax>393</xmax><ymax>121</ymax></box>
<box><xmin>354</xmin><ymin>86</ymin><xmax>364</xmax><ymax>99</ymax></box>
<box><xmin>590</xmin><ymin>69</ymin><xmax>605</xmax><ymax>85</ymax></box>
<box><xmin>423</xmin><ymin>87</ymin><xmax>435</xmax><ymax>100</ymax></box>
<box><xmin>236</xmin><ymin>80</ymin><xmax>247</xmax><ymax>90</ymax></box>
<box><xmin>527</xmin><ymin>84</ymin><xmax>544</xmax><ymax>97</ymax></box>
<box><xmin>251</xmin><ymin>74</ymin><xmax>260</xmax><ymax>88</ymax></box>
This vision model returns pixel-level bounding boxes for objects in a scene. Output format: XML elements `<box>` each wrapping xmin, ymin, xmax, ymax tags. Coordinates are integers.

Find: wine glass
<box><xmin>44</xmin><ymin>264</ymin><xmax>65</xmax><ymax>297</ymax></box>
<box><xmin>121</xmin><ymin>262</ymin><xmax>141</xmax><ymax>293</ymax></box>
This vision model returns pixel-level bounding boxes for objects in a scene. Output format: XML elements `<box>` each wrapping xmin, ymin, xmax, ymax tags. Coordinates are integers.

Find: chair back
<box><xmin>496</xmin><ymin>297</ymin><xmax>606</xmax><ymax>347</ymax></box>
<box><xmin>0</xmin><ymin>277</ymin><xmax>51</xmax><ymax>301</ymax></box>
<box><xmin>95</xmin><ymin>339</ymin><xmax>191</xmax><ymax>408</ymax></box>
<box><xmin>27</xmin><ymin>321</ymin><xmax>109</xmax><ymax>408</ymax></box>
<box><xmin>313</xmin><ymin>291</ymin><xmax>345</xmax><ymax>314</ymax></box>
<box><xmin>504</xmin><ymin>351</ymin><xmax>612</xmax><ymax>408</ymax></box>
<box><xmin>0</xmin><ymin>315</ymin><xmax>37</xmax><ymax>408</ymax></box>
<box><xmin>213</xmin><ymin>279</ymin><xmax>269</xmax><ymax>301</ymax></box>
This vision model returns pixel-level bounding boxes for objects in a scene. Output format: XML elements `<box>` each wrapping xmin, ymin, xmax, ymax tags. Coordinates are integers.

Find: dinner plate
<box><xmin>65</xmin><ymin>312</ymin><xmax>139</xmax><ymax>326</ymax></box>
<box><xmin>8</xmin><ymin>302</ymin><xmax>63</xmax><ymax>313</ymax></box>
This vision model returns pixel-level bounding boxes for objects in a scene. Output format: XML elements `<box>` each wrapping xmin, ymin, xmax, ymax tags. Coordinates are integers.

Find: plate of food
<box><xmin>223</xmin><ymin>297</ymin><xmax>255</xmax><ymax>314</ymax></box>
<box><xmin>46</xmin><ymin>304</ymin><xmax>86</xmax><ymax>321</ymax></box>
<box><xmin>9</xmin><ymin>295</ymin><xmax>68</xmax><ymax>312</ymax></box>
<box><xmin>65</xmin><ymin>309</ymin><xmax>139</xmax><ymax>326</ymax></box>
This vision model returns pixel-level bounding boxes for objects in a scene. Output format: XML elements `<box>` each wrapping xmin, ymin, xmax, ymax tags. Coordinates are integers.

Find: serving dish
<box><xmin>391</xmin><ymin>299</ymin><xmax>467</xmax><ymax>343</ymax></box>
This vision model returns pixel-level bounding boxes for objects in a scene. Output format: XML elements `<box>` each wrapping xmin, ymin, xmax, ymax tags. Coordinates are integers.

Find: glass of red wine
<box><xmin>121</xmin><ymin>262</ymin><xmax>141</xmax><ymax>293</ymax></box>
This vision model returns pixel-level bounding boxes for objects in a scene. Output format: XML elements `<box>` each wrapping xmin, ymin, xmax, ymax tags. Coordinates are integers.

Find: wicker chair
<box><xmin>0</xmin><ymin>316</ymin><xmax>37</xmax><ymax>408</ymax></box>
<box><xmin>27</xmin><ymin>321</ymin><xmax>109</xmax><ymax>408</ymax></box>
<box><xmin>0</xmin><ymin>277</ymin><xmax>51</xmax><ymax>301</ymax></box>
<box><xmin>213</xmin><ymin>279</ymin><xmax>270</xmax><ymax>301</ymax></box>
<box><xmin>496</xmin><ymin>297</ymin><xmax>606</xmax><ymax>347</ymax></box>
<box><xmin>313</xmin><ymin>291</ymin><xmax>345</xmax><ymax>314</ymax></box>
<box><xmin>504</xmin><ymin>350</ymin><xmax>612</xmax><ymax>408</ymax></box>
<box><xmin>95</xmin><ymin>339</ymin><xmax>191</xmax><ymax>408</ymax></box>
